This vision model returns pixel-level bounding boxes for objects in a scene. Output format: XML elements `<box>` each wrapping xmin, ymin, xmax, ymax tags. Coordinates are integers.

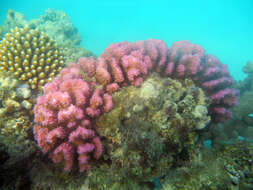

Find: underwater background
<box><xmin>1</xmin><ymin>0</ymin><xmax>252</xmax><ymax>81</ymax></box>
<box><xmin>1</xmin><ymin>1</ymin><xmax>253</xmax><ymax>190</ymax></box>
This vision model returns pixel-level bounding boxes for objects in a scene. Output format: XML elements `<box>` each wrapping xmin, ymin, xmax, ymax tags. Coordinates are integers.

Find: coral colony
<box><xmin>33</xmin><ymin>39</ymin><xmax>238</xmax><ymax>172</ymax></box>
<box><xmin>0</xmin><ymin>25</ymin><xmax>65</xmax><ymax>90</ymax></box>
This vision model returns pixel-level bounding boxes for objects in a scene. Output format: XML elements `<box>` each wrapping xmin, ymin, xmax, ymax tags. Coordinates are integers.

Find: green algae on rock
<box><xmin>161</xmin><ymin>142</ymin><xmax>253</xmax><ymax>190</ymax></box>
<box><xmin>88</xmin><ymin>73</ymin><xmax>210</xmax><ymax>189</ymax></box>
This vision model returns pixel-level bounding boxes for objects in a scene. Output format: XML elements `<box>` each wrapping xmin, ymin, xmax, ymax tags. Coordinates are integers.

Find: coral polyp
<box><xmin>0</xmin><ymin>25</ymin><xmax>65</xmax><ymax>90</ymax></box>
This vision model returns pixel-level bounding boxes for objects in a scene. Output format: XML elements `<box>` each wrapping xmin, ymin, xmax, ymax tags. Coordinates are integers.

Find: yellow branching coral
<box><xmin>0</xmin><ymin>25</ymin><xmax>65</xmax><ymax>90</ymax></box>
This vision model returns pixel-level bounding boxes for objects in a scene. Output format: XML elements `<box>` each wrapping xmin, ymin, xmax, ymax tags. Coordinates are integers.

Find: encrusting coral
<box><xmin>0</xmin><ymin>25</ymin><xmax>65</xmax><ymax>90</ymax></box>
<box><xmin>0</xmin><ymin>73</ymin><xmax>36</xmax><ymax>159</ymax></box>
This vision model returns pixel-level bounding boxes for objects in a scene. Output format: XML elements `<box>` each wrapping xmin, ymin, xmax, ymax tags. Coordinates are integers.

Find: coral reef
<box><xmin>33</xmin><ymin>63</ymin><xmax>113</xmax><ymax>172</ymax></box>
<box><xmin>33</xmin><ymin>39</ymin><xmax>237</xmax><ymax>176</ymax></box>
<box><xmin>0</xmin><ymin>7</ymin><xmax>241</xmax><ymax>186</ymax></box>
<box><xmin>29</xmin><ymin>73</ymin><xmax>210</xmax><ymax>190</ymax></box>
<box><xmin>88</xmin><ymin>73</ymin><xmax>210</xmax><ymax>189</ymax></box>
<box><xmin>0</xmin><ymin>9</ymin><xmax>96</xmax><ymax>190</ymax></box>
<box><xmin>206</xmin><ymin>61</ymin><xmax>253</xmax><ymax>146</ymax></box>
<box><xmin>0</xmin><ymin>9</ymin><xmax>95</xmax><ymax>63</ymax></box>
<box><xmin>0</xmin><ymin>10</ymin><xmax>29</xmax><ymax>37</ymax></box>
<box><xmin>30</xmin><ymin>8</ymin><xmax>81</xmax><ymax>47</ymax></box>
<box><xmin>161</xmin><ymin>142</ymin><xmax>253</xmax><ymax>190</ymax></box>
<box><xmin>79</xmin><ymin>39</ymin><xmax>238</xmax><ymax>123</ymax></box>
<box><xmin>239</xmin><ymin>61</ymin><xmax>253</xmax><ymax>93</ymax></box>
<box><xmin>0</xmin><ymin>73</ymin><xmax>36</xmax><ymax>160</ymax></box>
<box><xmin>0</xmin><ymin>25</ymin><xmax>65</xmax><ymax>90</ymax></box>
<box><xmin>4</xmin><ymin>141</ymin><xmax>252</xmax><ymax>189</ymax></box>
<box><xmin>0</xmin><ymin>9</ymin><xmax>96</xmax><ymax>189</ymax></box>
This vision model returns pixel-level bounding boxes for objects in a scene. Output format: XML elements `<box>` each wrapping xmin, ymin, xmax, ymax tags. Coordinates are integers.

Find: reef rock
<box><xmin>88</xmin><ymin>73</ymin><xmax>210</xmax><ymax>189</ymax></box>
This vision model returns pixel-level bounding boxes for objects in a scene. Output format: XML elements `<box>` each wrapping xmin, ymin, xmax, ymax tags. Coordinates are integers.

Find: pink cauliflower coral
<box><xmin>78</xmin><ymin>39</ymin><xmax>238</xmax><ymax>123</ymax></box>
<box><xmin>34</xmin><ymin>39</ymin><xmax>238</xmax><ymax>172</ymax></box>
<box><xmin>34</xmin><ymin>63</ymin><xmax>113</xmax><ymax>172</ymax></box>
<box><xmin>166</xmin><ymin>41</ymin><xmax>238</xmax><ymax>122</ymax></box>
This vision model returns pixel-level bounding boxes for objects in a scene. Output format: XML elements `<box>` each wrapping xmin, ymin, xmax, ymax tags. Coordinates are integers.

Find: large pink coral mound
<box><xmin>78</xmin><ymin>39</ymin><xmax>238</xmax><ymax>122</ymax></box>
<box><xmin>34</xmin><ymin>39</ymin><xmax>238</xmax><ymax>172</ymax></box>
<box><xmin>34</xmin><ymin>63</ymin><xmax>112</xmax><ymax>172</ymax></box>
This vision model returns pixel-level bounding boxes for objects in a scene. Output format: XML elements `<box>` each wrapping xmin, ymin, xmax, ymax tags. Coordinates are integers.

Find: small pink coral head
<box><xmin>152</xmin><ymin>39</ymin><xmax>167</xmax><ymax>73</ymax></box>
<box><xmin>52</xmin><ymin>143</ymin><xmax>74</xmax><ymax>171</ymax></box>
<box><xmin>60</xmin><ymin>79</ymin><xmax>90</xmax><ymax>99</ymax></box>
<box><xmin>81</xmin><ymin>119</ymin><xmax>91</xmax><ymax>128</ymax></box>
<box><xmin>34</xmin><ymin>126</ymin><xmax>51</xmax><ymax>154</ymax></box>
<box><xmin>67</xmin><ymin>121</ymin><xmax>77</xmax><ymax>128</ymax></box>
<box><xmin>210</xmin><ymin>88</ymin><xmax>234</xmax><ymax>101</ymax></box>
<box><xmin>93</xmin><ymin>137</ymin><xmax>103</xmax><ymax>159</ymax></box>
<box><xmin>204</xmin><ymin>67</ymin><xmax>220</xmax><ymax>77</ymax></box>
<box><xmin>34</xmin><ymin>106</ymin><xmax>57</xmax><ymax>126</ymax></box>
<box><xmin>78</xmin><ymin>57</ymin><xmax>97</xmax><ymax>76</ymax></box>
<box><xmin>143</xmin><ymin>39</ymin><xmax>159</xmax><ymax>62</ymax></box>
<box><xmin>133</xmin><ymin>77</ymin><xmax>143</xmax><ymax>86</ymax></box>
<box><xmin>127</xmin><ymin>68</ymin><xmax>140</xmax><ymax>81</ymax></box>
<box><xmin>110</xmin><ymin>57</ymin><xmax>125</xmax><ymax>83</ymax></box>
<box><xmin>44</xmin><ymin>80</ymin><xmax>59</xmax><ymax>94</ymax></box>
<box><xmin>78</xmin><ymin>154</ymin><xmax>90</xmax><ymax>165</ymax></box>
<box><xmin>46</xmin><ymin>127</ymin><xmax>66</xmax><ymax>144</ymax></box>
<box><xmin>213</xmin><ymin>107</ymin><xmax>226</xmax><ymax>115</ymax></box>
<box><xmin>212</xmin><ymin>107</ymin><xmax>233</xmax><ymax>123</ymax></box>
<box><xmin>72</xmin><ymin>89</ymin><xmax>88</xmax><ymax>106</ymax></box>
<box><xmin>130</xmin><ymin>50</ymin><xmax>148</xmax><ymax>75</ymax></box>
<box><xmin>33</xmin><ymin>124</ymin><xmax>40</xmax><ymax>140</ymax></box>
<box><xmin>46</xmin><ymin>91</ymin><xmax>72</xmax><ymax>109</ymax></box>
<box><xmin>222</xmin><ymin>94</ymin><xmax>238</xmax><ymax>106</ymax></box>
<box><xmin>90</xmin><ymin>89</ymin><xmax>104</xmax><ymax>109</ymax></box>
<box><xmin>35</xmin><ymin>96</ymin><xmax>47</xmax><ymax>106</ymax></box>
<box><xmin>106</xmin><ymin>83</ymin><xmax>120</xmax><ymax>94</ymax></box>
<box><xmin>181</xmin><ymin>54</ymin><xmax>201</xmax><ymax>75</ymax></box>
<box><xmin>177</xmin><ymin>64</ymin><xmax>186</xmax><ymax>77</ymax></box>
<box><xmin>68</xmin><ymin>126</ymin><xmax>95</xmax><ymax>144</ymax></box>
<box><xmin>143</xmin><ymin>56</ymin><xmax>153</xmax><ymax>70</ymax></box>
<box><xmin>193</xmin><ymin>44</ymin><xmax>205</xmax><ymax>57</ymax></box>
<box><xmin>165</xmin><ymin>62</ymin><xmax>175</xmax><ymax>76</ymax></box>
<box><xmin>77</xmin><ymin>143</ymin><xmax>95</xmax><ymax>154</ymax></box>
<box><xmin>202</xmin><ymin>77</ymin><xmax>234</xmax><ymax>89</ymax></box>
<box><xmin>102</xmin><ymin>41</ymin><xmax>134</xmax><ymax>60</ymax></box>
<box><xmin>60</xmin><ymin>65</ymin><xmax>81</xmax><ymax>80</ymax></box>
<box><xmin>58</xmin><ymin>104</ymin><xmax>84</xmax><ymax>123</ymax></box>
<box><xmin>95</xmin><ymin>58</ymin><xmax>111</xmax><ymax>85</ymax></box>
<box><xmin>103</xmin><ymin>93</ymin><xmax>113</xmax><ymax>112</ymax></box>
<box><xmin>86</xmin><ymin>107</ymin><xmax>101</xmax><ymax>118</ymax></box>
<box><xmin>121</xmin><ymin>55</ymin><xmax>132</xmax><ymax>69</ymax></box>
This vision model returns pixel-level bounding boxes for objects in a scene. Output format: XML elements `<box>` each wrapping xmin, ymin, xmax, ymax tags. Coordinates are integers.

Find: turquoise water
<box><xmin>1</xmin><ymin>0</ymin><xmax>252</xmax><ymax>81</ymax></box>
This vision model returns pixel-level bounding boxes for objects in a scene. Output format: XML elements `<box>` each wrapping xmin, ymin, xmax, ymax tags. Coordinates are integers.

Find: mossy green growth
<box><xmin>161</xmin><ymin>142</ymin><xmax>253</xmax><ymax>190</ymax></box>
<box><xmin>88</xmin><ymin>73</ymin><xmax>210</xmax><ymax>189</ymax></box>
